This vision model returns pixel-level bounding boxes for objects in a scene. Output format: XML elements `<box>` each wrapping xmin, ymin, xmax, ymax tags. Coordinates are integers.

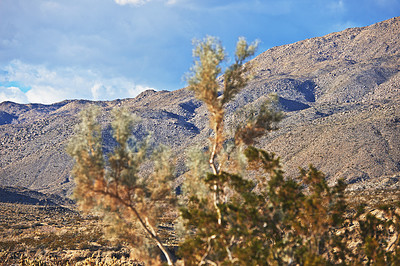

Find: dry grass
<box><xmin>0</xmin><ymin>189</ymin><xmax>397</xmax><ymax>265</ymax></box>
<box><xmin>346</xmin><ymin>188</ymin><xmax>400</xmax><ymax>208</ymax></box>
<box><xmin>0</xmin><ymin>203</ymin><xmax>145</xmax><ymax>265</ymax></box>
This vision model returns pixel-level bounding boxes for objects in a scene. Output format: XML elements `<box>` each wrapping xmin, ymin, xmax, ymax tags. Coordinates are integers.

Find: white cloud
<box><xmin>0</xmin><ymin>86</ymin><xmax>28</xmax><ymax>103</ymax></box>
<box><xmin>329</xmin><ymin>0</ymin><xmax>345</xmax><ymax>12</ymax></box>
<box><xmin>164</xmin><ymin>0</ymin><xmax>189</xmax><ymax>5</ymax></box>
<box><xmin>0</xmin><ymin>60</ymin><xmax>152</xmax><ymax>104</ymax></box>
<box><xmin>25</xmin><ymin>85</ymin><xmax>69</xmax><ymax>104</ymax></box>
<box><xmin>115</xmin><ymin>0</ymin><xmax>151</xmax><ymax>6</ymax></box>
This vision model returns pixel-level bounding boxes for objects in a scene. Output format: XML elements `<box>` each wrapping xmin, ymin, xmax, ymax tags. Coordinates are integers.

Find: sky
<box><xmin>0</xmin><ymin>0</ymin><xmax>399</xmax><ymax>104</ymax></box>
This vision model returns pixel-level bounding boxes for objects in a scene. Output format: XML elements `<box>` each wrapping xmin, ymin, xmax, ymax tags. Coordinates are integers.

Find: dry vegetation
<box><xmin>0</xmin><ymin>190</ymin><xmax>399</xmax><ymax>264</ymax></box>
<box><xmin>346</xmin><ymin>189</ymin><xmax>400</xmax><ymax>209</ymax></box>
<box><xmin>0</xmin><ymin>203</ymin><xmax>147</xmax><ymax>265</ymax></box>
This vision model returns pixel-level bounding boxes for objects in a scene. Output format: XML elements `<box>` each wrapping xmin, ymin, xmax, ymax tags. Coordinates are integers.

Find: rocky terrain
<box><xmin>0</xmin><ymin>202</ymin><xmax>144</xmax><ymax>265</ymax></box>
<box><xmin>0</xmin><ymin>16</ymin><xmax>399</xmax><ymax>199</ymax></box>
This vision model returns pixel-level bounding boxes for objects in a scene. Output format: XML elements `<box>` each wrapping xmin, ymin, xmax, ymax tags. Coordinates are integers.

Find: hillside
<box><xmin>0</xmin><ymin>17</ymin><xmax>399</xmax><ymax>197</ymax></box>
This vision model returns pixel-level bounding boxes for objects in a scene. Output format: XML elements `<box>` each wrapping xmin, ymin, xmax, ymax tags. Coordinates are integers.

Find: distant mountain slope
<box><xmin>0</xmin><ymin>17</ymin><xmax>399</xmax><ymax>196</ymax></box>
<box><xmin>239</xmin><ymin>16</ymin><xmax>400</xmax><ymax>187</ymax></box>
<box><xmin>0</xmin><ymin>186</ymin><xmax>75</xmax><ymax>206</ymax></box>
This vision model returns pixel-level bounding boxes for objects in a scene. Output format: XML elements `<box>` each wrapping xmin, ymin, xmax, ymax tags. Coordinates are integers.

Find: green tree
<box><xmin>67</xmin><ymin>107</ymin><xmax>176</xmax><ymax>265</ymax></box>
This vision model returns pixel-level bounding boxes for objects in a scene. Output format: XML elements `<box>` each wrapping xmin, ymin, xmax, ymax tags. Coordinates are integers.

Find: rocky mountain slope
<box><xmin>0</xmin><ymin>17</ymin><xmax>399</xmax><ymax>197</ymax></box>
<box><xmin>0</xmin><ymin>186</ymin><xmax>74</xmax><ymax>206</ymax></box>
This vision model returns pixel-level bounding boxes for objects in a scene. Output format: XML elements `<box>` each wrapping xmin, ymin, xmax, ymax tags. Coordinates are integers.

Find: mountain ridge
<box><xmin>0</xmin><ymin>16</ymin><xmax>399</xmax><ymax>197</ymax></box>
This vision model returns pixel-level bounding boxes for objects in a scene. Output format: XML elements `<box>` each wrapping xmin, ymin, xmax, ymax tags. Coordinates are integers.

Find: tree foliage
<box><xmin>182</xmin><ymin>57</ymin><xmax>348</xmax><ymax>262</ymax></box>
<box><xmin>178</xmin><ymin>36</ymin><xmax>400</xmax><ymax>265</ymax></box>
<box><xmin>67</xmin><ymin>107</ymin><xmax>176</xmax><ymax>265</ymax></box>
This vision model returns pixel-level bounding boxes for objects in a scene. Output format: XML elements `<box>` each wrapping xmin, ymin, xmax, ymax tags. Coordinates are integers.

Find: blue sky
<box><xmin>0</xmin><ymin>0</ymin><xmax>399</xmax><ymax>104</ymax></box>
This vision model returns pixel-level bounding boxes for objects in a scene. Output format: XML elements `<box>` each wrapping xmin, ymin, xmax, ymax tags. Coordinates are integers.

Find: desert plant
<box><xmin>67</xmin><ymin>107</ymin><xmax>176</xmax><ymax>265</ymax></box>
<box><xmin>185</xmin><ymin>36</ymin><xmax>260</xmax><ymax>225</ymax></box>
<box><xmin>179</xmin><ymin>36</ymin><xmax>287</xmax><ymax>264</ymax></box>
<box><xmin>345</xmin><ymin>202</ymin><xmax>400</xmax><ymax>265</ymax></box>
<box><xmin>179</xmin><ymin>36</ymin><xmax>351</xmax><ymax>265</ymax></box>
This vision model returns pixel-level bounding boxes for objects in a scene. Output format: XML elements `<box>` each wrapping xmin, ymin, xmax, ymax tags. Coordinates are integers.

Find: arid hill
<box><xmin>0</xmin><ymin>16</ymin><xmax>399</xmax><ymax>198</ymax></box>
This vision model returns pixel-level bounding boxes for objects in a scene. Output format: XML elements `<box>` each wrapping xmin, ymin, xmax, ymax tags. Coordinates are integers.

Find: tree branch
<box><xmin>92</xmin><ymin>187</ymin><xmax>175</xmax><ymax>265</ymax></box>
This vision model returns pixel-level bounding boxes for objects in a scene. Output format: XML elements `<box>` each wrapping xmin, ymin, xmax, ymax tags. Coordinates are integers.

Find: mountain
<box><xmin>0</xmin><ymin>17</ymin><xmax>399</xmax><ymax>197</ymax></box>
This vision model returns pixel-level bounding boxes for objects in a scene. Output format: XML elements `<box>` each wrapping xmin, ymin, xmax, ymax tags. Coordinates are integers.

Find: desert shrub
<box><xmin>67</xmin><ymin>107</ymin><xmax>176</xmax><ymax>264</ymax></box>
<box><xmin>178</xmin><ymin>36</ymin><xmax>400</xmax><ymax>265</ymax></box>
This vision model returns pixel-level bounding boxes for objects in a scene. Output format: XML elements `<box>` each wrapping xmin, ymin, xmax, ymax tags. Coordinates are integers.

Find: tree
<box><xmin>178</xmin><ymin>36</ymin><xmax>350</xmax><ymax>265</ymax></box>
<box><xmin>186</xmin><ymin>36</ymin><xmax>261</xmax><ymax>225</ymax></box>
<box><xmin>67</xmin><ymin>107</ymin><xmax>176</xmax><ymax>265</ymax></box>
<box><xmin>179</xmin><ymin>36</ymin><xmax>283</xmax><ymax>264</ymax></box>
